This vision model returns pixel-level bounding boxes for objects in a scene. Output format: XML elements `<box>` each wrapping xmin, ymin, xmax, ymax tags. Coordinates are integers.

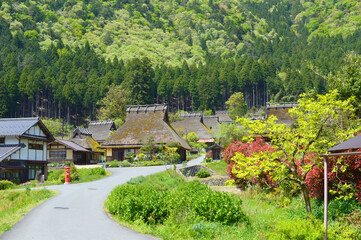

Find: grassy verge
<box><xmin>205</xmin><ymin>160</ymin><xmax>228</xmax><ymax>175</ymax></box>
<box><xmin>16</xmin><ymin>167</ymin><xmax>111</xmax><ymax>188</ymax></box>
<box><xmin>0</xmin><ymin>189</ymin><xmax>58</xmax><ymax>236</ymax></box>
<box><xmin>105</xmin><ymin>171</ymin><xmax>360</xmax><ymax>240</ymax></box>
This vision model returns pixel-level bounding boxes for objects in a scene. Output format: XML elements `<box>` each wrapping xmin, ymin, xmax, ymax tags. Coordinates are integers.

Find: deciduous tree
<box><xmin>230</xmin><ymin>90</ymin><xmax>357</xmax><ymax>213</ymax></box>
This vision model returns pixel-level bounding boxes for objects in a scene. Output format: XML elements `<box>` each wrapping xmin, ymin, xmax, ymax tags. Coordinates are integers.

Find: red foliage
<box><xmin>205</xmin><ymin>151</ymin><xmax>212</xmax><ymax>158</ymax></box>
<box><xmin>305</xmin><ymin>149</ymin><xmax>361</xmax><ymax>201</ymax></box>
<box><xmin>223</xmin><ymin>138</ymin><xmax>275</xmax><ymax>189</ymax></box>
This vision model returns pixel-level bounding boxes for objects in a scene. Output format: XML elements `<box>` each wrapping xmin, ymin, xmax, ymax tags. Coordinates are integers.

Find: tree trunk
<box><xmin>300</xmin><ymin>182</ymin><xmax>312</xmax><ymax>213</ymax></box>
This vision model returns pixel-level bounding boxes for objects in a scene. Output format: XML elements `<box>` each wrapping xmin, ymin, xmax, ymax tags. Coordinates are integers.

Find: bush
<box><xmin>107</xmin><ymin>179</ymin><xmax>248</xmax><ymax>226</ymax></box>
<box><xmin>196</xmin><ymin>168</ymin><xmax>211</xmax><ymax>178</ymax></box>
<box><xmin>106</xmin><ymin>160</ymin><xmax>120</xmax><ymax>168</ymax></box>
<box><xmin>89</xmin><ymin>167</ymin><xmax>106</xmax><ymax>176</ymax></box>
<box><xmin>121</xmin><ymin>160</ymin><xmax>131</xmax><ymax>167</ymax></box>
<box><xmin>59</xmin><ymin>162</ymin><xmax>80</xmax><ymax>182</ymax></box>
<box><xmin>267</xmin><ymin>216</ymin><xmax>324</xmax><ymax>239</ymax></box>
<box><xmin>0</xmin><ymin>180</ymin><xmax>15</xmax><ymax>190</ymax></box>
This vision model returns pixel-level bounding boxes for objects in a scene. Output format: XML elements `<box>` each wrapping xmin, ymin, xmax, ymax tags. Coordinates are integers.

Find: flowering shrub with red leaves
<box><xmin>305</xmin><ymin>149</ymin><xmax>361</xmax><ymax>201</ymax></box>
<box><xmin>223</xmin><ymin>138</ymin><xmax>275</xmax><ymax>189</ymax></box>
<box><xmin>205</xmin><ymin>151</ymin><xmax>212</xmax><ymax>158</ymax></box>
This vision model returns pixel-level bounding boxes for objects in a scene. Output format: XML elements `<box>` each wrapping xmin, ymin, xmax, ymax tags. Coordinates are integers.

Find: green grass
<box><xmin>17</xmin><ymin>167</ymin><xmax>111</xmax><ymax>188</ymax></box>
<box><xmin>106</xmin><ymin>171</ymin><xmax>360</xmax><ymax>240</ymax></box>
<box><xmin>0</xmin><ymin>189</ymin><xmax>58</xmax><ymax>236</ymax></box>
<box><xmin>205</xmin><ymin>160</ymin><xmax>228</xmax><ymax>175</ymax></box>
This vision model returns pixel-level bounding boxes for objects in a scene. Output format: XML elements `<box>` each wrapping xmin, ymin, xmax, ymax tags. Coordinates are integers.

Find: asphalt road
<box><xmin>1</xmin><ymin>155</ymin><xmax>204</xmax><ymax>240</ymax></box>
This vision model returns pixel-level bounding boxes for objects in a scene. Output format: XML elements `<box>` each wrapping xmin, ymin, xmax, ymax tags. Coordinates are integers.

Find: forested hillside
<box><xmin>0</xmin><ymin>0</ymin><xmax>360</xmax><ymax>124</ymax></box>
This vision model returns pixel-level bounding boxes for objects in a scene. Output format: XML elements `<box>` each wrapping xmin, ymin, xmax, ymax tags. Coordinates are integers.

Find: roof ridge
<box><xmin>0</xmin><ymin>117</ymin><xmax>39</xmax><ymax>121</ymax></box>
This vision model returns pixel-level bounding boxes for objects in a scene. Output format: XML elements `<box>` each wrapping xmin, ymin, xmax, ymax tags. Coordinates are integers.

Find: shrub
<box><xmin>89</xmin><ymin>167</ymin><xmax>106</xmax><ymax>176</ymax></box>
<box><xmin>59</xmin><ymin>162</ymin><xmax>80</xmax><ymax>182</ymax></box>
<box><xmin>196</xmin><ymin>168</ymin><xmax>211</xmax><ymax>178</ymax></box>
<box><xmin>107</xmin><ymin>179</ymin><xmax>248</xmax><ymax>226</ymax></box>
<box><xmin>121</xmin><ymin>160</ymin><xmax>131</xmax><ymax>167</ymax></box>
<box><xmin>106</xmin><ymin>184</ymin><xmax>169</xmax><ymax>224</ymax></box>
<box><xmin>127</xmin><ymin>176</ymin><xmax>146</xmax><ymax>185</ymax></box>
<box><xmin>267</xmin><ymin>216</ymin><xmax>324</xmax><ymax>239</ymax></box>
<box><xmin>0</xmin><ymin>180</ymin><xmax>15</xmax><ymax>190</ymax></box>
<box><xmin>106</xmin><ymin>160</ymin><xmax>120</xmax><ymax>168</ymax></box>
<box><xmin>224</xmin><ymin>138</ymin><xmax>274</xmax><ymax>189</ymax></box>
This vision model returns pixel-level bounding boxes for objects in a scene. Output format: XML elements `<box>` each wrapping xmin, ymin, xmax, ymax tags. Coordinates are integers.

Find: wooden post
<box><xmin>324</xmin><ymin>156</ymin><xmax>328</xmax><ymax>240</ymax></box>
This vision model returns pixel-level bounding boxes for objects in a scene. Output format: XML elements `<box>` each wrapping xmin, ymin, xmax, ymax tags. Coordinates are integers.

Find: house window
<box><xmin>0</xmin><ymin>137</ymin><xmax>4</xmax><ymax>144</ymax></box>
<box><xmin>29</xmin><ymin>143</ymin><xmax>43</xmax><ymax>150</ymax></box>
<box><xmin>50</xmin><ymin>151</ymin><xmax>66</xmax><ymax>159</ymax></box>
<box><xmin>28</xmin><ymin>165</ymin><xmax>43</xmax><ymax>180</ymax></box>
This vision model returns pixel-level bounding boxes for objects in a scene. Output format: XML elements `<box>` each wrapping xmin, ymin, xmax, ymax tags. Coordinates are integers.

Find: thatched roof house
<box><xmin>203</xmin><ymin>116</ymin><xmax>220</xmax><ymax>132</ymax></box>
<box><xmin>101</xmin><ymin>104</ymin><xmax>191</xmax><ymax>161</ymax></box>
<box><xmin>48</xmin><ymin>127</ymin><xmax>105</xmax><ymax>165</ymax></box>
<box><xmin>266</xmin><ymin>102</ymin><xmax>298</xmax><ymax>127</ymax></box>
<box><xmin>87</xmin><ymin>120</ymin><xmax>116</xmax><ymax>143</ymax></box>
<box><xmin>172</xmin><ymin>113</ymin><xmax>214</xmax><ymax>143</ymax></box>
<box><xmin>215</xmin><ymin>111</ymin><xmax>233</xmax><ymax>123</ymax></box>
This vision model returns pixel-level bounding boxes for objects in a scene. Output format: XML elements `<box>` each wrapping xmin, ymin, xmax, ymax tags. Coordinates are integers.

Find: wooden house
<box><xmin>47</xmin><ymin>127</ymin><xmax>105</xmax><ymax>165</ymax></box>
<box><xmin>172</xmin><ymin>113</ymin><xmax>214</xmax><ymax>143</ymax></box>
<box><xmin>101</xmin><ymin>104</ymin><xmax>191</xmax><ymax>161</ymax></box>
<box><xmin>0</xmin><ymin>118</ymin><xmax>54</xmax><ymax>183</ymax></box>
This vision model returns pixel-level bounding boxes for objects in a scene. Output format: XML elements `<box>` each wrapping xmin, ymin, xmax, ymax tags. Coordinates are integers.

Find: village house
<box><xmin>215</xmin><ymin>110</ymin><xmax>233</xmax><ymax>124</ymax></box>
<box><xmin>266</xmin><ymin>102</ymin><xmax>298</xmax><ymax>127</ymax></box>
<box><xmin>48</xmin><ymin>127</ymin><xmax>104</xmax><ymax>165</ymax></box>
<box><xmin>101</xmin><ymin>104</ymin><xmax>191</xmax><ymax>161</ymax></box>
<box><xmin>172</xmin><ymin>112</ymin><xmax>214</xmax><ymax>144</ymax></box>
<box><xmin>203</xmin><ymin>115</ymin><xmax>220</xmax><ymax>132</ymax></box>
<box><xmin>0</xmin><ymin>118</ymin><xmax>54</xmax><ymax>183</ymax></box>
<box><xmin>87</xmin><ymin>120</ymin><xmax>116</xmax><ymax>144</ymax></box>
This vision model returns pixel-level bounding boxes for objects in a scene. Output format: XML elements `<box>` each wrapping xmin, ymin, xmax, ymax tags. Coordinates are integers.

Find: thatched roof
<box><xmin>172</xmin><ymin>115</ymin><xmax>213</xmax><ymax>141</ymax></box>
<box><xmin>266</xmin><ymin>103</ymin><xmax>297</xmax><ymax>127</ymax></box>
<box><xmin>87</xmin><ymin>120</ymin><xmax>116</xmax><ymax>143</ymax></box>
<box><xmin>102</xmin><ymin>104</ymin><xmax>191</xmax><ymax>150</ymax></box>
<box><xmin>69</xmin><ymin>134</ymin><xmax>104</xmax><ymax>153</ymax></box>
<box><xmin>215</xmin><ymin>111</ymin><xmax>233</xmax><ymax>123</ymax></box>
<box><xmin>203</xmin><ymin>116</ymin><xmax>220</xmax><ymax>131</ymax></box>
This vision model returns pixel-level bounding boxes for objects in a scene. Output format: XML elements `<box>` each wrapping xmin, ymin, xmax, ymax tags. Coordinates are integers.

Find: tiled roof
<box><xmin>0</xmin><ymin>118</ymin><xmax>40</xmax><ymax>136</ymax></box>
<box><xmin>0</xmin><ymin>144</ymin><xmax>25</xmax><ymax>161</ymax></box>
<box><xmin>55</xmin><ymin>140</ymin><xmax>90</xmax><ymax>152</ymax></box>
<box><xmin>0</xmin><ymin>117</ymin><xmax>54</xmax><ymax>141</ymax></box>
<box><xmin>328</xmin><ymin>134</ymin><xmax>361</xmax><ymax>153</ymax></box>
<box><xmin>73</xmin><ymin>127</ymin><xmax>92</xmax><ymax>136</ymax></box>
<box><xmin>87</xmin><ymin>120</ymin><xmax>116</xmax><ymax>142</ymax></box>
<box><xmin>102</xmin><ymin>105</ymin><xmax>191</xmax><ymax>150</ymax></box>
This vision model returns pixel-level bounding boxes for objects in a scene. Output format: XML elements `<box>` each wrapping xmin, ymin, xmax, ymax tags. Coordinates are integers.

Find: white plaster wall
<box><xmin>5</xmin><ymin>136</ymin><xmax>18</xmax><ymax>144</ymax></box>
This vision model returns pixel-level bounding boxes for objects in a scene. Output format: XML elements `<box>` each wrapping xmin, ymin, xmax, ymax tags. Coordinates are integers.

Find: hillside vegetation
<box><xmin>0</xmin><ymin>0</ymin><xmax>360</xmax><ymax>123</ymax></box>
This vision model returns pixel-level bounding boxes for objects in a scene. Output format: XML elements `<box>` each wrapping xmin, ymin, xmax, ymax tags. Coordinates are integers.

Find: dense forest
<box><xmin>0</xmin><ymin>0</ymin><xmax>360</xmax><ymax>124</ymax></box>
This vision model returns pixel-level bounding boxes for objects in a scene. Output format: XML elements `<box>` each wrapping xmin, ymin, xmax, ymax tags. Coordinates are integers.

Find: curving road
<box><xmin>1</xmin><ymin>155</ymin><xmax>204</xmax><ymax>240</ymax></box>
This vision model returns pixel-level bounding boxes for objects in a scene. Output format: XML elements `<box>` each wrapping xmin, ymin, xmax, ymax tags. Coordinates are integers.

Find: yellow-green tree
<box><xmin>225</xmin><ymin>92</ymin><xmax>247</xmax><ymax>120</ymax></box>
<box><xmin>97</xmin><ymin>84</ymin><xmax>129</xmax><ymax>122</ymax></box>
<box><xmin>230</xmin><ymin>90</ymin><xmax>357</xmax><ymax>213</ymax></box>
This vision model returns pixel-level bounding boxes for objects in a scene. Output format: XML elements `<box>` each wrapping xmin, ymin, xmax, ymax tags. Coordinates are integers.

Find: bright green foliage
<box><xmin>327</xmin><ymin>52</ymin><xmax>361</xmax><ymax>110</ymax></box>
<box><xmin>106</xmin><ymin>176</ymin><xmax>247</xmax><ymax>225</ymax></box>
<box><xmin>0</xmin><ymin>189</ymin><xmax>56</xmax><ymax>234</ymax></box>
<box><xmin>195</xmin><ymin>168</ymin><xmax>211</xmax><ymax>178</ymax></box>
<box><xmin>0</xmin><ymin>180</ymin><xmax>14</xmax><ymax>190</ymax></box>
<box><xmin>97</xmin><ymin>84</ymin><xmax>129</xmax><ymax>121</ymax></box>
<box><xmin>42</xmin><ymin>119</ymin><xmax>72</xmax><ymax>139</ymax></box>
<box><xmin>214</xmin><ymin>123</ymin><xmax>247</xmax><ymax>146</ymax></box>
<box><xmin>232</xmin><ymin>90</ymin><xmax>357</xmax><ymax>213</ymax></box>
<box><xmin>225</xmin><ymin>92</ymin><xmax>248</xmax><ymax>120</ymax></box>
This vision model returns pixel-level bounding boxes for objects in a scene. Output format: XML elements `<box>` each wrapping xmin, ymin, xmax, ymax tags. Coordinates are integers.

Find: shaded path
<box><xmin>1</xmin><ymin>155</ymin><xmax>204</xmax><ymax>240</ymax></box>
